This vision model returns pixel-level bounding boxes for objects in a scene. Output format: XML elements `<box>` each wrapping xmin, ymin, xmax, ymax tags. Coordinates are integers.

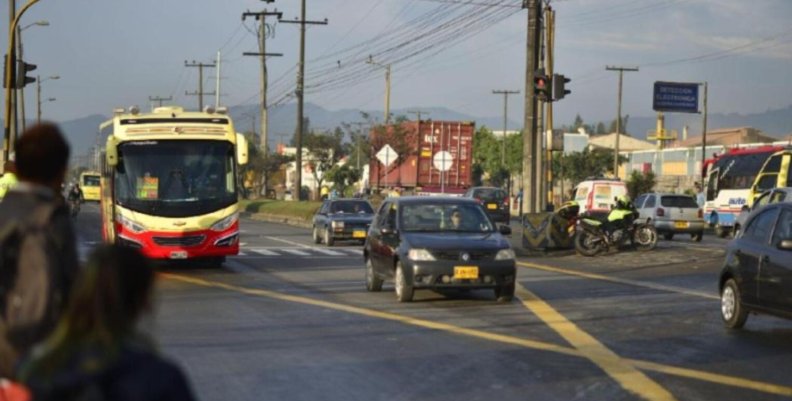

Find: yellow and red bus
<box><xmin>100</xmin><ymin>106</ymin><xmax>248</xmax><ymax>264</ymax></box>
<box><xmin>79</xmin><ymin>171</ymin><xmax>101</xmax><ymax>201</ymax></box>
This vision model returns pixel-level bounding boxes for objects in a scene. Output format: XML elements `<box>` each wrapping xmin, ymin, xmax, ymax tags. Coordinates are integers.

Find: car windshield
<box><xmin>660</xmin><ymin>196</ymin><xmax>699</xmax><ymax>208</ymax></box>
<box><xmin>330</xmin><ymin>201</ymin><xmax>374</xmax><ymax>214</ymax></box>
<box><xmin>400</xmin><ymin>202</ymin><xmax>494</xmax><ymax>233</ymax></box>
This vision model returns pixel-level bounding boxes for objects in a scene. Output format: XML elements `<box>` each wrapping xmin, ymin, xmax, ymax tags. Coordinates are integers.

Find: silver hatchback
<box><xmin>635</xmin><ymin>193</ymin><xmax>706</xmax><ymax>241</ymax></box>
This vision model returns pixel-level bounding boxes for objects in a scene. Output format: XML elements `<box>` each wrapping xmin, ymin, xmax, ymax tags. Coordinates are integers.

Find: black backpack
<box><xmin>0</xmin><ymin>203</ymin><xmax>64</xmax><ymax>377</ymax></box>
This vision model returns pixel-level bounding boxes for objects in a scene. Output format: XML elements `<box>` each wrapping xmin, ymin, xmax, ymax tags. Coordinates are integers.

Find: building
<box><xmin>587</xmin><ymin>132</ymin><xmax>656</xmax><ymax>152</ymax></box>
<box><xmin>671</xmin><ymin>127</ymin><xmax>778</xmax><ymax>148</ymax></box>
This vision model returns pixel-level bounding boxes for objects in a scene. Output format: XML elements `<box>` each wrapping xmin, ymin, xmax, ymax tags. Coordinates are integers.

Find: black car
<box><xmin>463</xmin><ymin>186</ymin><xmax>511</xmax><ymax>224</ymax></box>
<box><xmin>719</xmin><ymin>202</ymin><xmax>792</xmax><ymax>329</ymax></box>
<box><xmin>364</xmin><ymin>196</ymin><xmax>516</xmax><ymax>302</ymax></box>
<box><xmin>312</xmin><ymin>199</ymin><xmax>375</xmax><ymax>246</ymax></box>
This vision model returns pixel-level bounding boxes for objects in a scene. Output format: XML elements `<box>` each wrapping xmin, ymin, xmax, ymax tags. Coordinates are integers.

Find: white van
<box><xmin>573</xmin><ymin>178</ymin><xmax>628</xmax><ymax>216</ymax></box>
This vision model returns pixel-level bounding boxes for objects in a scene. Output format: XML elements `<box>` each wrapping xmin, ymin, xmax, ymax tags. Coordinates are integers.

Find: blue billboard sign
<box><xmin>653</xmin><ymin>81</ymin><xmax>699</xmax><ymax>113</ymax></box>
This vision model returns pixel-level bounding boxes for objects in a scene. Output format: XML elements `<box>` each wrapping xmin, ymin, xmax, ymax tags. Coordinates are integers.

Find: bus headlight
<box><xmin>211</xmin><ymin>212</ymin><xmax>238</xmax><ymax>232</ymax></box>
<box><xmin>117</xmin><ymin>215</ymin><xmax>147</xmax><ymax>234</ymax></box>
<box><xmin>495</xmin><ymin>249</ymin><xmax>516</xmax><ymax>261</ymax></box>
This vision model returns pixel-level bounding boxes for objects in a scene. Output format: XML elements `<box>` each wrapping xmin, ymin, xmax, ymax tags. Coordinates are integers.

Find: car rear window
<box><xmin>474</xmin><ymin>188</ymin><xmax>506</xmax><ymax>201</ymax></box>
<box><xmin>660</xmin><ymin>196</ymin><xmax>698</xmax><ymax>208</ymax></box>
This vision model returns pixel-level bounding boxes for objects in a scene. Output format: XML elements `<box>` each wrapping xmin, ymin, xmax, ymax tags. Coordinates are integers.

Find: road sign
<box><xmin>376</xmin><ymin>144</ymin><xmax>397</xmax><ymax>167</ymax></box>
<box><xmin>433</xmin><ymin>151</ymin><xmax>454</xmax><ymax>171</ymax></box>
<box><xmin>653</xmin><ymin>81</ymin><xmax>699</xmax><ymax>113</ymax></box>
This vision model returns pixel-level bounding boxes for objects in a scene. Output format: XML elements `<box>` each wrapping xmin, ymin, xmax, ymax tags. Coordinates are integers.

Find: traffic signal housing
<box><xmin>16</xmin><ymin>59</ymin><xmax>36</xmax><ymax>88</ymax></box>
<box><xmin>552</xmin><ymin>73</ymin><xmax>571</xmax><ymax>101</ymax></box>
<box><xmin>533</xmin><ymin>70</ymin><xmax>551</xmax><ymax>101</ymax></box>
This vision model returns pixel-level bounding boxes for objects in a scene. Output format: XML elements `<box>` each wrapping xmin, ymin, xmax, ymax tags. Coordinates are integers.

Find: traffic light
<box><xmin>552</xmin><ymin>73</ymin><xmax>571</xmax><ymax>101</ymax></box>
<box><xmin>16</xmin><ymin>59</ymin><xmax>36</xmax><ymax>88</ymax></box>
<box><xmin>533</xmin><ymin>69</ymin><xmax>551</xmax><ymax>101</ymax></box>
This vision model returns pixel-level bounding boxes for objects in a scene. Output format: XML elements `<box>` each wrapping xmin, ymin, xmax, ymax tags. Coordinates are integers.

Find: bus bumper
<box><xmin>116</xmin><ymin>221</ymin><xmax>240</xmax><ymax>260</ymax></box>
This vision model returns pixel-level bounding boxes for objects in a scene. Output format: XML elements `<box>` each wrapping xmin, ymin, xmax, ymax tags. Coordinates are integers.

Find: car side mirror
<box><xmin>778</xmin><ymin>239</ymin><xmax>792</xmax><ymax>251</ymax></box>
<box><xmin>499</xmin><ymin>225</ymin><xmax>512</xmax><ymax>235</ymax></box>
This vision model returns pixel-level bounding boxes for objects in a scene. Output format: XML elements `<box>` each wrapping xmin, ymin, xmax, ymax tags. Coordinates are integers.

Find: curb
<box><xmin>243</xmin><ymin>211</ymin><xmax>313</xmax><ymax>229</ymax></box>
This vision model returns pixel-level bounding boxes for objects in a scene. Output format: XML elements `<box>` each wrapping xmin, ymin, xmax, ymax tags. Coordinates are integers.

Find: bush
<box><xmin>626</xmin><ymin>170</ymin><xmax>656</xmax><ymax>199</ymax></box>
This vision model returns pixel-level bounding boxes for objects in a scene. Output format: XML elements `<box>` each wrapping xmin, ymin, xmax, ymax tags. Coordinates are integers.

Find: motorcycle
<box><xmin>574</xmin><ymin>199</ymin><xmax>657</xmax><ymax>257</ymax></box>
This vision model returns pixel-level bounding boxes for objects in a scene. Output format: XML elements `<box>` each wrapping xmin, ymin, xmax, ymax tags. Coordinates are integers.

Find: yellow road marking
<box><xmin>518</xmin><ymin>261</ymin><xmax>719</xmax><ymax>300</ymax></box>
<box><xmin>516</xmin><ymin>283</ymin><xmax>676</xmax><ymax>401</ymax></box>
<box><xmin>161</xmin><ymin>273</ymin><xmax>792</xmax><ymax>397</ymax></box>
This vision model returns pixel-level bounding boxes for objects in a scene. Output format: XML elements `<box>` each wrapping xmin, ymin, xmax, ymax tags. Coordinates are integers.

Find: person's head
<box><xmin>450</xmin><ymin>208</ymin><xmax>463</xmax><ymax>227</ymax></box>
<box><xmin>15</xmin><ymin>123</ymin><xmax>70</xmax><ymax>190</ymax></box>
<box><xmin>616</xmin><ymin>194</ymin><xmax>630</xmax><ymax>208</ymax></box>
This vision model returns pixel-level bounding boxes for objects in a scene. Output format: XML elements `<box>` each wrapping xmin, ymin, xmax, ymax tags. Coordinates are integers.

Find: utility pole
<box><xmin>243</xmin><ymin>9</ymin><xmax>283</xmax><ymax>155</ymax></box>
<box><xmin>700</xmin><ymin>81</ymin><xmax>708</xmax><ymax>183</ymax></box>
<box><xmin>280</xmin><ymin>1</ymin><xmax>327</xmax><ymax>201</ymax></box>
<box><xmin>348</xmin><ymin>121</ymin><xmax>368</xmax><ymax>170</ymax></box>
<box><xmin>215</xmin><ymin>50</ymin><xmax>221</xmax><ymax>109</ymax></box>
<box><xmin>148</xmin><ymin>95</ymin><xmax>172</xmax><ymax>109</ymax></box>
<box><xmin>367</xmin><ymin>56</ymin><xmax>391</xmax><ymax>124</ymax></box>
<box><xmin>521</xmin><ymin>0</ymin><xmax>542</xmax><ymax>214</ymax></box>
<box><xmin>492</xmin><ymin>90</ymin><xmax>519</xmax><ymax>164</ymax></box>
<box><xmin>605</xmin><ymin>65</ymin><xmax>638</xmax><ymax>177</ymax></box>
<box><xmin>184</xmin><ymin>60</ymin><xmax>216</xmax><ymax>111</ymax></box>
<box><xmin>407</xmin><ymin>109</ymin><xmax>430</xmax><ymax>124</ymax></box>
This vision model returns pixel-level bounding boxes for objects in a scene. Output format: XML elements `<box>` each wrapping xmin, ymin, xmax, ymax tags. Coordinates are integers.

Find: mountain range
<box><xmin>24</xmin><ymin>102</ymin><xmax>792</xmax><ymax>161</ymax></box>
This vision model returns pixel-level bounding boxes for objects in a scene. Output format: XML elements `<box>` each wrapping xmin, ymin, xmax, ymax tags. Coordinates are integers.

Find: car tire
<box><xmin>394</xmin><ymin>261</ymin><xmax>414</xmax><ymax>302</ymax></box>
<box><xmin>495</xmin><ymin>282</ymin><xmax>515</xmax><ymax>303</ymax></box>
<box><xmin>663</xmin><ymin>232</ymin><xmax>674</xmax><ymax>240</ymax></box>
<box><xmin>721</xmin><ymin>278</ymin><xmax>748</xmax><ymax>329</ymax></box>
<box><xmin>692</xmin><ymin>231</ymin><xmax>704</xmax><ymax>242</ymax></box>
<box><xmin>312</xmin><ymin>226</ymin><xmax>321</xmax><ymax>244</ymax></box>
<box><xmin>365</xmin><ymin>258</ymin><xmax>383</xmax><ymax>292</ymax></box>
<box><xmin>324</xmin><ymin>228</ymin><xmax>335</xmax><ymax>247</ymax></box>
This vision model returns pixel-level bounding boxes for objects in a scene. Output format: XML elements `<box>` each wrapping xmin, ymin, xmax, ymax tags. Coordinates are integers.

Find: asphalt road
<box><xmin>72</xmin><ymin>204</ymin><xmax>792</xmax><ymax>401</ymax></box>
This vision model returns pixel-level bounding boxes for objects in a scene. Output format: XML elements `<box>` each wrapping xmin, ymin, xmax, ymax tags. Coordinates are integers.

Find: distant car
<box><xmin>635</xmin><ymin>193</ymin><xmax>705</xmax><ymax>241</ymax></box>
<box><xmin>462</xmin><ymin>186</ymin><xmax>510</xmax><ymax>224</ymax></box>
<box><xmin>734</xmin><ymin>187</ymin><xmax>792</xmax><ymax>237</ymax></box>
<box><xmin>363</xmin><ymin>196</ymin><xmax>516</xmax><ymax>302</ymax></box>
<box><xmin>719</xmin><ymin>202</ymin><xmax>792</xmax><ymax>329</ymax></box>
<box><xmin>573</xmin><ymin>178</ymin><xmax>627</xmax><ymax>217</ymax></box>
<box><xmin>312</xmin><ymin>199</ymin><xmax>375</xmax><ymax>246</ymax></box>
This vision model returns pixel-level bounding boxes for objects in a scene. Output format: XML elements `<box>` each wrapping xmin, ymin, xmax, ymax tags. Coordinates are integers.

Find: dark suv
<box><xmin>463</xmin><ymin>187</ymin><xmax>510</xmax><ymax>224</ymax></box>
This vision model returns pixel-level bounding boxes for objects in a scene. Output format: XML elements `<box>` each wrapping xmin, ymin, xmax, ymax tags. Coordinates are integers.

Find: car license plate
<box><xmin>454</xmin><ymin>266</ymin><xmax>479</xmax><ymax>279</ymax></box>
<box><xmin>674</xmin><ymin>221</ymin><xmax>689</xmax><ymax>229</ymax></box>
<box><xmin>487</xmin><ymin>203</ymin><xmax>497</xmax><ymax>210</ymax></box>
<box><xmin>353</xmin><ymin>230</ymin><xmax>366</xmax><ymax>238</ymax></box>
<box><xmin>169</xmin><ymin>251</ymin><xmax>188</xmax><ymax>259</ymax></box>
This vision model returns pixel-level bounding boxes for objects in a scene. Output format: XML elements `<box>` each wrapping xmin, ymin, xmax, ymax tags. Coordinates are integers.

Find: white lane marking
<box><xmin>245</xmin><ymin>248</ymin><xmax>279</xmax><ymax>256</ymax></box>
<box><xmin>280</xmin><ymin>248</ymin><xmax>311</xmax><ymax>256</ymax></box>
<box><xmin>311</xmin><ymin>248</ymin><xmax>347</xmax><ymax>256</ymax></box>
<box><xmin>265</xmin><ymin>236</ymin><xmax>314</xmax><ymax>248</ymax></box>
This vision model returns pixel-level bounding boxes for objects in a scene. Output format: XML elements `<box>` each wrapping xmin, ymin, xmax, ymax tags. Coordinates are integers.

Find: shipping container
<box><xmin>369</xmin><ymin>120</ymin><xmax>474</xmax><ymax>194</ymax></box>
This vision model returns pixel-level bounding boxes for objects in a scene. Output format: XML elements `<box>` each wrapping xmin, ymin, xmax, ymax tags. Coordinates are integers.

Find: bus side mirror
<box><xmin>105</xmin><ymin>137</ymin><xmax>118</xmax><ymax>167</ymax></box>
<box><xmin>236</xmin><ymin>133</ymin><xmax>249</xmax><ymax>165</ymax></box>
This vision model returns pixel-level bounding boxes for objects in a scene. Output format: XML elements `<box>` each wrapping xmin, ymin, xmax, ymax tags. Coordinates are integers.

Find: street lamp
<box><xmin>37</xmin><ymin>75</ymin><xmax>59</xmax><ymax>123</ymax></box>
<box><xmin>17</xmin><ymin>20</ymin><xmax>49</xmax><ymax>132</ymax></box>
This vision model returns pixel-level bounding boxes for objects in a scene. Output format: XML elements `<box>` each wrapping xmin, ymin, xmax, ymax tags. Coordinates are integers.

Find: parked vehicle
<box><xmin>719</xmin><ymin>202</ymin><xmax>792</xmax><ymax>329</ymax></box>
<box><xmin>368</xmin><ymin>120</ymin><xmax>474</xmax><ymax>196</ymax></box>
<box><xmin>575</xmin><ymin>196</ymin><xmax>657</xmax><ymax>256</ymax></box>
<box><xmin>635</xmin><ymin>193</ymin><xmax>705</xmax><ymax>241</ymax></box>
<box><xmin>312</xmin><ymin>199</ymin><xmax>375</xmax><ymax>246</ymax></box>
<box><xmin>462</xmin><ymin>186</ymin><xmax>510</xmax><ymax>224</ymax></box>
<box><xmin>364</xmin><ymin>196</ymin><xmax>516</xmax><ymax>302</ymax></box>
<box><xmin>573</xmin><ymin>178</ymin><xmax>627</xmax><ymax>218</ymax></box>
<box><xmin>734</xmin><ymin>187</ymin><xmax>792</xmax><ymax>237</ymax></box>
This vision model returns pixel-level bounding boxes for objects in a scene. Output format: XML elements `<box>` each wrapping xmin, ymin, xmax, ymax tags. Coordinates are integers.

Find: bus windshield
<box><xmin>115</xmin><ymin>140</ymin><xmax>237</xmax><ymax>217</ymax></box>
<box><xmin>81</xmin><ymin>174</ymin><xmax>100</xmax><ymax>186</ymax></box>
<box><xmin>705</xmin><ymin>150</ymin><xmax>776</xmax><ymax>200</ymax></box>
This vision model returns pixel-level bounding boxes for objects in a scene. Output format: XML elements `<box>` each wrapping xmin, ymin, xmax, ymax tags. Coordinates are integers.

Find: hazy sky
<box><xmin>5</xmin><ymin>0</ymin><xmax>792</xmax><ymax>127</ymax></box>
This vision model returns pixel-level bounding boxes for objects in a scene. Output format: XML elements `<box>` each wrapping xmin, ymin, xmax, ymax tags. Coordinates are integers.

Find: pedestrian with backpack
<box><xmin>16</xmin><ymin>245</ymin><xmax>197</xmax><ymax>401</ymax></box>
<box><xmin>0</xmin><ymin>123</ymin><xmax>79</xmax><ymax>378</ymax></box>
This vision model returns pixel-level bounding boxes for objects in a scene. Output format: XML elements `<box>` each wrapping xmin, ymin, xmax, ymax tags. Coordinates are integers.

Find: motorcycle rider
<box><xmin>67</xmin><ymin>182</ymin><xmax>83</xmax><ymax>214</ymax></box>
<box><xmin>602</xmin><ymin>195</ymin><xmax>634</xmax><ymax>243</ymax></box>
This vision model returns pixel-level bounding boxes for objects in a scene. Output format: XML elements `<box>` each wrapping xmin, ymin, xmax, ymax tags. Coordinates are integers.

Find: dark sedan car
<box><xmin>312</xmin><ymin>199</ymin><xmax>375</xmax><ymax>246</ymax></box>
<box><xmin>463</xmin><ymin>186</ymin><xmax>511</xmax><ymax>224</ymax></box>
<box><xmin>719</xmin><ymin>202</ymin><xmax>792</xmax><ymax>329</ymax></box>
<box><xmin>364</xmin><ymin>196</ymin><xmax>516</xmax><ymax>302</ymax></box>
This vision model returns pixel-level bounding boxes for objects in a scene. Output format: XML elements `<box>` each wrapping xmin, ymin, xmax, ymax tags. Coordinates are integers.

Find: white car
<box><xmin>573</xmin><ymin>178</ymin><xmax>627</xmax><ymax>217</ymax></box>
<box><xmin>635</xmin><ymin>192</ymin><xmax>706</xmax><ymax>241</ymax></box>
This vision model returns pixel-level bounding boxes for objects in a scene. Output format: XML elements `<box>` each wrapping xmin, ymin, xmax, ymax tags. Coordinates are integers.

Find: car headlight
<box><xmin>211</xmin><ymin>212</ymin><xmax>239</xmax><ymax>232</ymax></box>
<box><xmin>408</xmin><ymin>249</ymin><xmax>436</xmax><ymax>261</ymax></box>
<box><xmin>117</xmin><ymin>215</ymin><xmax>147</xmax><ymax>234</ymax></box>
<box><xmin>495</xmin><ymin>249</ymin><xmax>516</xmax><ymax>261</ymax></box>
<box><xmin>331</xmin><ymin>220</ymin><xmax>345</xmax><ymax>229</ymax></box>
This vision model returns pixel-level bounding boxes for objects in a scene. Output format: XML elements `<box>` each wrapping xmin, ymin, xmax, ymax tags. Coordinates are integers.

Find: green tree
<box><xmin>595</xmin><ymin>122</ymin><xmax>607</xmax><ymax>135</ymax></box>
<box><xmin>608</xmin><ymin>115</ymin><xmax>630</xmax><ymax>136</ymax></box>
<box><xmin>554</xmin><ymin>148</ymin><xmax>627</xmax><ymax>187</ymax></box>
<box><xmin>625</xmin><ymin>170</ymin><xmax>657</xmax><ymax>199</ymax></box>
<box><xmin>325</xmin><ymin>164</ymin><xmax>362</xmax><ymax>196</ymax></box>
